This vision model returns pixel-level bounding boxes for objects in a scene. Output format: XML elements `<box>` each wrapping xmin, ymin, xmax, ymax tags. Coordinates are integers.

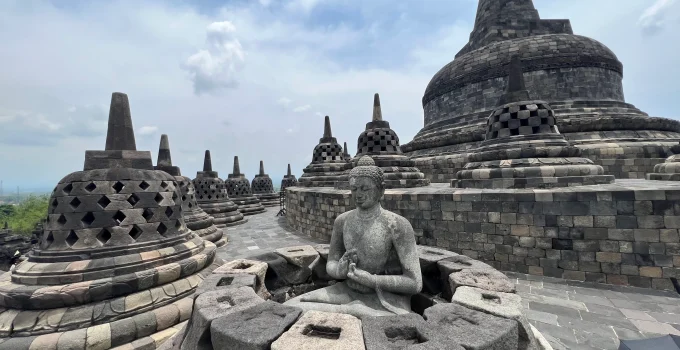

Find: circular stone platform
<box><xmin>159</xmin><ymin>244</ymin><xmax>552</xmax><ymax>350</ymax></box>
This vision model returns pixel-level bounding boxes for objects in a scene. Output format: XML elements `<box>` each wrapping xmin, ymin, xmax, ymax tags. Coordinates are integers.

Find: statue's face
<box><xmin>349</xmin><ymin>176</ymin><xmax>383</xmax><ymax>210</ymax></box>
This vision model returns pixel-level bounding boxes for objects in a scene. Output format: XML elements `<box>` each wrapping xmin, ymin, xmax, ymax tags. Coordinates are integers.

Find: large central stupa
<box><xmin>402</xmin><ymin>0</ymin><xmax>680</xmax><ymax>182</ymax></box>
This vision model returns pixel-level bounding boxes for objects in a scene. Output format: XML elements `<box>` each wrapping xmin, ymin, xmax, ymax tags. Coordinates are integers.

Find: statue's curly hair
<box><xmin>349</xmin><ymin>156</ymin><xmax>384</xmax><ymax>187</ymax></box>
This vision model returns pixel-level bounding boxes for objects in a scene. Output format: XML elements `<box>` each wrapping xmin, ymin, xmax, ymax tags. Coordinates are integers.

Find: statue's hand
<box><xmin>337</xmin><ymin>249</ymin><xmax>357</xmax><ymax>277</ymax></box>
<box><xmin>347</xmin><ymin>263</ymin><xmax>376</xmax><ymax>288</ymax></box>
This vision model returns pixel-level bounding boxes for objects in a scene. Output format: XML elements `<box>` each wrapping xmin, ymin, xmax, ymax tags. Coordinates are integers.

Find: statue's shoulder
<box><xmin>381</xmin><ymin>209</ymin><xmax>413</xmax><ymax>231</ymax></box>
<box><xmin>334</xmin><ymin>209</ymin><xmax>355</xmax><ymax>223</ymax></box>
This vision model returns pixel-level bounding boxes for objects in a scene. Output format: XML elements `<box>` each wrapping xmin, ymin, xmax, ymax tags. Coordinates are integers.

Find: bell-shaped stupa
<box><xmin>0</xmin><ymin>92</ymin><xmax>218</xmax><ymax>347</ymax></box>
<box><xmin>298</xmin><ymin>116</ymin><xmax>351</xmax><ymax>187</ymax></box>
<box><xmin>251</xmin><ymin>160</ymin><xmax>279</xmax><ymax>207</ymax></box>
<box><xmin>193</xmin><ymin>151</ymin><xmax>247</xmax><ymax>227</ymax></box>
<box><xmin>225</xmin><ymin>156</ymin><xmax>266</xmax><ymax>215</ymax></box>
<box><xmin>154</xmin><ymin>134</ymin><xmax>227</xmax><ymax>248</ymax></box>
<box><xmin>453</xmin><ymin>57</ymin><xmax>615</xmax><ymax>189</ymax></box>
<box><xmin>281</xmin><ymin>163</ymin><xmax>298</xmax><ymax>191</ymax></box>
<box><xmin>354</xmin><ymin>93</ymin><xmax>430</xmax><ymax>188</ymax></box>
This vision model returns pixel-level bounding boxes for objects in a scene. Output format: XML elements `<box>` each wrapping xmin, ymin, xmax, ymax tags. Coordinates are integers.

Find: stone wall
<box><xmin>287</xmin><ymin>182</ymin><xmax>680</xmax><ymax>291</ymax></box>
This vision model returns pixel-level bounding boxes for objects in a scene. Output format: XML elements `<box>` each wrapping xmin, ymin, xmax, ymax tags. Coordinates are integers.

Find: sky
<box><xmin>0</xmin><ymin>0</ymin><xmax>678</xmax><ymax>192</ymax></box>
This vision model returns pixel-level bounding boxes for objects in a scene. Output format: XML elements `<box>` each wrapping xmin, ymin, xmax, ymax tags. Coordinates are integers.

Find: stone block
<box><xmin>181</xmin><ymin>286</ymin><xmax>264</xmax><ymax>350</ymax></box>
<box><xmin>213</xmin><ymin>259</ymin><xmax>269</xmax><ymax>298</ymax></box>
<box><xmin>251</xmin><ymin>252</ymin><xmax>312</xmax><ymax>289</ymax></box>
<box><xmin>314</xmin><ymin>244</ymin><xmax>330</xmax><ymax>260</ymax></box>
<box><xmin>449</xmin><ymin>269</ymin><xmax>515</xmax><ymax>294</ymax></box>
<box><xmin>271</xmin><ymin>311</ymin><xmax>364</xmax><ymax>350</ymax></box>
<box><xmin>210</xmin><ymin>301</ymin><xmax>302</xmax><ymax>350</ymax></box>
<box><xmin>194</xmin><ymin>273</ymin><xmax>257</xmax><ymax>297</ymax></box>
<box><xmin>417</xmin><ymin>246</ymin><xmax>459</xmax><ymax>295</ymax></box>
<box><xmin>424</xmin><ymin>303</ymin><xmax>519</xmax><ymax>350</ymax></box>
<box><xmin>362</xmin><ymin>313</ymin><xmax>458</xmax><ymax>350</ymax></box>
<box><xmin>437</xmin><ymin>255</ymin><xmax>494</xmax><ymax>299</ymax></box>
<box><xmin>275</xmin><ymin>245</ymin><xmax>319</xmax><ymax>268</ymax></box>
<box><xmin>452</xmin><ymin>286</ymin><xmax>537</xmax><ymax>350</ymax></box>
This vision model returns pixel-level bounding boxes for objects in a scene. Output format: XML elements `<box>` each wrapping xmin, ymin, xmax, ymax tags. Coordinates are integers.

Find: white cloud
<box><xmin>259</xmin><ymin>0</ymin><xmax>273</xmax><ymax>7</ymax></box>
<box><xmin>638</xmin><ymin>0</ymin><xmax>678</xmax><ymax>35</ymax></box>
<box><xmin>292</xmin><ymin>104</ymin><xmax>311</xmax><ymax>112</ymax></box>
<box><xmin>67</xmin><ymin>106</ymin><xmax>77</xmax><ymax>113</ymax></box>
<box><xmin>277</xmin><ymin>97</ymin><xmax>292</xmax><ymax>106</ymax></box>
<box><xmin>182</xmin><ymin>21</ymin><xmax>245</xmax><ymax>95</ymax></box>
<box><xmin>137</xmin><ymin>126</ymin><xmax>159</xmax><ymax>136</ymax></box>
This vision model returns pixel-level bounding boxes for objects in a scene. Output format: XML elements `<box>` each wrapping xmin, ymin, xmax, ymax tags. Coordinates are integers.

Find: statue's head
<box><xmin>349</xmin><ymin>156</ymin><xmax>385</xmax><ymax>210</ymax></box>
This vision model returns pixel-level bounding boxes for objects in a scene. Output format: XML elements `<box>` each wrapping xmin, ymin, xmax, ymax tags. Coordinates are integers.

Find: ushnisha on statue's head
<box><xmin>348</xmin><ymin>156</ymin><xmax>385</xmax><ymax>210</ymax></box>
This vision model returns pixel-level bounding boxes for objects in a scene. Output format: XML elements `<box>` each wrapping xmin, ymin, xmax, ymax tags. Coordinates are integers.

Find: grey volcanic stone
<box><xmin>449</xmin><ymin>269</ymin><xmax>516</xmax><ymax>294</ymax></box>
<box><xmin>362</xmin><ymin>313</ymin><xmax>461</xmax><ymax>350</ymax></box>
<box><xmin>271</xmin><ymin>311</ymin><xmax>365</xmax><ymax>350</ymax></box>
<box><xmin>424</xmin><ymin>303</ymin><xmax>519</xmax><ymax>350</ymax></box>
<box><xmin>438</xmin><ymin>255</ymin><xmax>494</xmax><ymax>299</ymax></box>
<box><xmin>210</xmin><ymin>301</ymin><xmax>302</xmax><ymax>350</ymax></box>
<box><xmin>275</xmin><ymin>245</ymin><xmax>319</xmax><ymax>267</ymax></box>
<box><xmin>250</xmin><ymin>252</ymin><xmax>312</xmax><ymax>289</ymax></box>
<box><xmin>182</xmin><ymin>286</ymin><xmax>264</xmax><ymax>350</ymax></box>
<box><xmin>453</xmin><ymin>286</ymin><xmax>537</xmax><ymax>350</ymax></box>
<box><xmin>417</xmin><ymin>246</ymin><xmax>459</xmax><ymax>295</ymax></box>
<box><xmin>194</xmin><ymin>273</ymin><xmax>257</xmax><ymax>297</ymax></box>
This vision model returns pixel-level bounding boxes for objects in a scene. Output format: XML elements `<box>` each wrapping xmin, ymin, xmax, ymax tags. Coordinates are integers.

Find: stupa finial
<box><xmin>157</xmin><ymin>134</ymin><xmax>172</xmax><ymax>167</ymax></box>
<box><xmin>105</xmin><ymin>92</ymin><xmax>137</xmax><ymax>151</ymax></box>
<box><xmin>499</xmin><ymin>56</ymin><xmax>531</xmax><ymax>105</ymax></box>
<box><xmin>372</xmin><ymin>93</ymin><xmax>383</xmax><ymax>121</ymax></box>
<box><xmin>323</xmin><ymin>116</ymin><xmax>333</xmax><ymax>138</ymax></box>
<box><xmin>233</xmin><ymin>156</ymin><xmax>241</xmax><ymax>175</ymax></box>
<box><xmin>287</xmin><ymin>163</ymin><xmax>292</xmax><ymax>176</ymax></box>
<box><xmin>344</xmin><ymin>142</ymin><xmax>349</xmax><ymax>154</ymax></box>
<box><xmin>259</xmin><ymin>160</ymin><xmax>265</xmax><ymax>176</ymax></box>
<box><xmin>203</xmin><ymin>150</ymin><xmax>213</xmax><ymax>172</ymax></box>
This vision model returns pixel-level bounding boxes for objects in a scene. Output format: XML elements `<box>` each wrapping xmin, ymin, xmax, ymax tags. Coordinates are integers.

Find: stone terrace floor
<box><xmin>218</xmin><ymin>210</ymin><xmax>680</xmax><ymax>350</ymax></box>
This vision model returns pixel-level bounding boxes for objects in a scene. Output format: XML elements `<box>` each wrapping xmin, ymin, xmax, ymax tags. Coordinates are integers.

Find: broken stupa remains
<box><xmin>193</xmin><ymin>150</ymin><xmax>247</xmax><ymax>227</ymax></box>
<box><xmin>225</xmin><ymin>156</ymin><xmax>266</xmax><ymax>215</ymax></box>
<box><xmin>298</xmin><ymin>116</ymin><xmax>351</xmax><ymax>187</ymax></box>
<box><xmin>155</xmin><ymin>134</ymin><xmax>227</xmax><ymax>248</ymax></box>
<box><xmin>354</xmin><ymin>93</ymin><xmax>430</xmax><ymax>188</ymax></box>
<box><xmin>0</xmin><ymin>92</ymin><xmax>218</xmax><ymax>349</ymax></box>
<box><xmin>0</xmin><ymin>223</ymin><xmax>32</xmax><ymax>271</ymax></box>
<box><xmin>453</xmin><ymin>56</ymin><xmax>615</xmax><ymax>189</ymax></box>
<box><xmin>251</xmin><ymin>160</ymin><xmax>279</xmax><ymax>207</ymax></box>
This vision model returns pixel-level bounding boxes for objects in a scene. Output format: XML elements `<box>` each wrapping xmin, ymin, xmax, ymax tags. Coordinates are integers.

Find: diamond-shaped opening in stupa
<box><xmin>157</xmin><ymin>222</ymin><xmax>168</xmax><ymax>236</ymax></box>
<box><xmin>112</xmin><ymin>181</ymin><xmax>125</xmax><ymax>193</ymax></box>
<box><xmin>62</xmin><ymin>183</ymin><xmax>73</xmax><ymax>194</ymax></box>
<box><xmin>161</xmin><ymin>181</ymin><xmax>169</xmax><ymax>190</ymax></box>
<box><xmin>85</xmin><ymin>182</ymin><xmax>97</xmax><ymax>192</ymax></box>
<box><xmin>139</xmin><ymin>181</ymin><xmax>150</xmax><ymax>190</ymax></box>
<box><xmin>142</xmin><ymin>208</ymin><xmax>154</xmax><ymax>222</ymax></box>
<box><xmin>57</xmin><ymin>214</ymin><xmax>67</xmax><ymax>225</ymax></box>
<box><xmin>113</xmin><ymin>211</ymin><xmax>126</xmax><ymax>225</ymax></box>
<box><xmin>97</xmin><ymin>228</ymin><xmax>112</xmax><ymax>245</ymax></box>
<box><xmin>155</xmin><ymin>193</ymin><xmax>164</xmax><ymax>204</ymax></box>
<box><xmin>69</xmin><ymin>197</ymin><xmax>81</xmax><ymax>209</ymax></box>
<box><xmin>127</xmin><ymin>193</ymin><xmax>140</xmax><ymax>207</ymax></box>
<box><xmin>98</xmin><ymin>196</ymin><xmax>111</xmax><ymax>209</ymax></box>
<box><xmin>165</xmin><ymin>206</ymin><xmax>173</xmax><ymax>218</ymax></box>
<box><xmin>128</xmin><ymin>225</ymin><xmax>142</xmax><ymax>241</ymax></box>
<box><xmin>81</xmin><ymin>212</ymin><xmax>95</xmax><ymax>226</ymax></box>
<box><xmin>66</xmin><ymin>230</ymin><xmax>79</xmax><ymax>247</ymax></box>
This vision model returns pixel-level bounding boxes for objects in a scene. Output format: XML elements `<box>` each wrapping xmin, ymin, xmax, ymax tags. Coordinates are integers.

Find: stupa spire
<box><xmin>105</xmin><ymin>92</ymin><xmax>137</xmax><ymax>151</ymax></box>
<box><xmin>287</xmin><ymin>164</ymin><xmax>292</xmax><ymax>176</ymax></box>
<box><xmin>233</xmin><ymin>156</ymin><xmax>241</xmax><ymax>175</ymax></box>
<box><xmin>157</xmin><ymin>134</ymin><xmax>172</xmax><ymax>167</ymax></box>
<box><xmin>259</xmin><ymin>160</ymin><xmax>265</xmax><ymax>176</ymax></box>
<box><xmin>203</xmin><ymin>150</ymin><xmax>213</xmax><ymax>172</ymax></box>
<box><xmin>499</xmin><ymin>56</ymin><xmax>530</xmax><ymax>105</ymax></box>
<box><xmin>323</xmin><ymin>116</ymin><xmax>333</xmax><ymax>138</ymax></box>
<box><xmin>372</xmin><ymin>93</ymin><xmax>383</xmax><ymax>121</ymax></box>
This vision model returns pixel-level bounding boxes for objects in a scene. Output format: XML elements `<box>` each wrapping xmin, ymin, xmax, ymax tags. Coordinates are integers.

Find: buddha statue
<box><xmin>284</xmin><ymin>156</ymin><xmax>422</xmax><ymax>319</ymax></box>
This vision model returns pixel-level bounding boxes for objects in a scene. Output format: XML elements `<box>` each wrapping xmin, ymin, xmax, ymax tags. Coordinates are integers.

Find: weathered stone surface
<box><xmin>362</xmin><ymin>313</ymin><xmax>460</xmax><ymax>350</ymax></box>
<box><xmin>417</xmin><ymin>246</ymin><xmax>458</xmax><ymax>295</ymax></box>
<box><xmin>424</xmin><ymin>303</ymin><xmax>519</xmax><ymax>350</ymax></box>
<box><xmin>210</xmin><ymin>301</ymin><xmax>301</xmax><ymax>350</ymax></box>
<box><xmin>438</xmin><ymin>255</ymin><xmax>494</xmax><ymax>299</ymax></box>
<box><xmin>275</xmin><ymin>245</ymin><xmax>319</xmax><ymax>268</ymax></box>
<box><xmin>194</xmin><ymin>273</ymin><xmax>257</xmax><ymax>297</ymax></box>
<box><xmin>250</xmin><ymin>252</ymin><xmax>312</xmax><ymax>289</ymax></box>
<box><xmin>453</xmin><ymin>286</ymin><xmax>537</xmax><ymax>350</ymax></box>
<box><xmin>271</xmin><ymin>311</ymin><xmax>364</xmax><ymax>350</ymax></box>
<box><xmin>181</xmin><ymin>286</ymin><xmax>264</xmax><ymax>350</ymax></box>
<box><xmin>213</xmin><ymin>259</ymin><xmax>269</xmax><ymax>298</ymax></box>
<box><xmin>449</xmin><ymin>269</ymin><xmax>516</xmax><ymax>294</ymax></box>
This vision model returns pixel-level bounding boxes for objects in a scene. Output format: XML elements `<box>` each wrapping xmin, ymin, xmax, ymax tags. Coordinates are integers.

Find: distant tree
<box><xmin>0</xmin><ymin>204</ymin><xmax>16</xmax><ymax>224</ymax></box>
<box><xmin>7</xmin><ymin>195</ymin><xmax>49</xmax><ymax>236</ymax></box>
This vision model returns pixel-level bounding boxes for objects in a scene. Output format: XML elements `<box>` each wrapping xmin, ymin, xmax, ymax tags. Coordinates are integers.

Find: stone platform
<box><xmin>217</xmin><ymin>211</ymin><xmax>680</xmax><ymax>350</ymax></box>
<box><xmin>287</xmin><ymin>180</ymin><xmax>680</xmax><ymax>291</ymax></box>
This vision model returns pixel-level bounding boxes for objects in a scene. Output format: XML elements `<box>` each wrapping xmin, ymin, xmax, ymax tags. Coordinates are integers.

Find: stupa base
<box><xmin>232</xmin><ymin>196</ymin><xmax>266</xmax><ymax>216</ymax></box>
<box><xmin>647</xmin><ymin>173</ymin><xmax>680</xmax><ymax>181</ymax></box>
<box><xmin>452</xmin><ymin>174</ymin><xmax>615</xmax><ymax>189</ymax></box>
<box><xmin>255</xmin><ymin>193</ymin><xmax>280</xmax><ymax>207</ymax></box>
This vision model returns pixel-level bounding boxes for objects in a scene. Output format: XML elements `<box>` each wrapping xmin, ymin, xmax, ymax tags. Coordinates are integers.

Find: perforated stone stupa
<box><xmin>193</xmin><ymin>150</ymin><xmax>247</xmax><ymax>227</ymax></box>
<box><xmin>453</xmin><ymin>57</ymin><xmax>615</xmax><ymax>189</ymax></box>
<box><xmin>225</xmin><ymin>156</ymin><xmax>266</xmax><ymax>215</ymax></box>
<box><xmin>0</xmin><ymin>92</ymin><xmax>218</xmax><ymax>349</ymax></box>
<box><xmin>251</xmin><ymin>160</ymin><xmax>279</xmax><ymax>207</ymax></box>
<box><xmin>298</xmin><ymin>116</ymin><xmax>350</xmax><ymax>187</ymax></box>
<box><xmin>154</xmin><ymin>134</ymin><xmax>227</xmax><ymax>248</ymax></box>
<box><xmin>403</xmin><ymin>0</ymin><xmax>680</xmax><ymax>182</ymax></box>
<box><xmin>354</xmin><ymin>93</ymin><xmax>430</xmax><ymax>188</ymax></box>
<box><xmin>280</xmin><ymin>164</ymin><xmax>298</xmax><ymax>191</ymax></box>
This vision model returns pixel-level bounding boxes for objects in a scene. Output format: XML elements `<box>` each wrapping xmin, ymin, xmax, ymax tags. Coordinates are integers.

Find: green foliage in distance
<box><xmin>4</xmin><ymin>195</ymin><xmax>48</xmax><ymax>237</ymax></box>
